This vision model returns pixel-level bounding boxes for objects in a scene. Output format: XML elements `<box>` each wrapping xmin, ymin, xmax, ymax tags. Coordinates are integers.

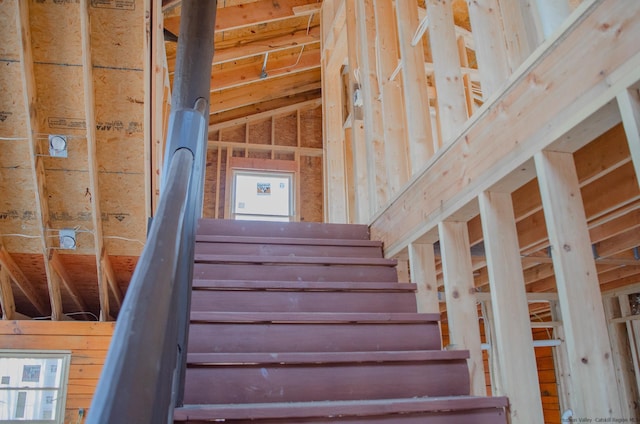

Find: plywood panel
<box><xmin>0</xmin><ymin>61</ymin><xmax>27</xmax><ymax>137</ymax></box>
<box><xmin>203</xmin><ymin>149</ymin><xmax>220</xmax><ymax>218</ymax></box>
<box><xmin>248</xmin><ymin>119</ymin><xmax>272</xmax><ymax>145</ymax></box>
<box><xmin>221</xmin><ymin>125</ymin><xmax>246</xmax><ymax>143</ymax></box>
<box><xmin>299</xmin><ymin>155</ymin><xmax>323</xmax><ymax>222</ymax></box>
<box><xmin>274</xmin><ymin>112</ymin><xmax>297</xmax><ymax>147</ymax></box>
<box><xmin>29</xmin><ymin>0</ymin><xmax>82</xmax><ymax>65</ymax></box>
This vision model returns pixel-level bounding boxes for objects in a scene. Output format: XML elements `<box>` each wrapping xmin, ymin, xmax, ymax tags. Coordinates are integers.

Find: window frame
<box><xmin>0</xmin><ymin>350</ymin><xmax>71</xmax><ymax>424</ymax></box>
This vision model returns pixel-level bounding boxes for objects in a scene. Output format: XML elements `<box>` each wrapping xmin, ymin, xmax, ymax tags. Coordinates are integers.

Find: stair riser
<box><xmin>195</xmin><ymin>242</ymin><xmax>383</xmax><ymax>258</ymax></box>
<box><xmin>190</xmin><ymin>291</ymin><xmax>417</xmax><ymax>313</ymax></box>
<box><xmin>179</xmin><ymin>408</ymin><xmax>507</xmax><ymax>424</ymax></box>
<box><xmin>184</xmin><ymin>361</ymin><xmax>470</xmax><ymax>404</ymax></box>
<box><xmin>198</xmin><ymin>219</ymin><xmax>370</xmax><ymax>240</ymax></box>
<box><xmin>193</xmin><ymin>263</ymin><xmax>399</xmax><ymax>282</ymax></box>
<box><xmin>188</xmin><ymin>322</ymin><xmax>442</xmax><ymax>353</ymax></box>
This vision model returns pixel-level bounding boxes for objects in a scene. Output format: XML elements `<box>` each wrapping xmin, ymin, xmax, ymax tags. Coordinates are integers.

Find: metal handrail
<box><xmin>87</xmin><ymin>1</ymin><xmax>217</xmax><ymax>422</ymax></box>
<box><xmin>87</xmin><ymin>148</ymin><xmax>194</xmax><ymax>423</ymax></box>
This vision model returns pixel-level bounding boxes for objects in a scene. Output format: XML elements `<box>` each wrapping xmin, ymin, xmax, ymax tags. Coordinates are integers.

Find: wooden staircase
<box><xmin>174</xmin><ymin>219</ymin><xmax>509</xmax><ymax>423</ymax></box>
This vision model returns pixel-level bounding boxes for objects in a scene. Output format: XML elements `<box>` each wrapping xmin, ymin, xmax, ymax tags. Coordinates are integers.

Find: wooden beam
<box><xmin>534</xmin><ymin>149</ymin><xmax>621</xmax><ymax>417</ymax></box>
<box><xmin>165</xmin><ymin>0</ymin><xmax>319</xmax><ymax>35</ymax></box>
<box><xmin>344</xmin><ymin>0</ymin><xmax>369</xmax><ymax>223</ymax></box>
<box><xmin>374</xmin><ymin>0</ymin><xmax>409</xmax><ymax>197</ymax></box>
<box><xmin>49</xmin><ymin>252</ymin><xmax>88</xmax><ymax>314</ymax></box>
<box><xmin>0</xmin><ymin>265</ymin><xmax>16</xmax><ymax>320</ymax></box>
<box><xmin>16</xmin><ymin>1</ymin><xmax>63</xmax><ymax>321</ymax></box>
<box><xmin>479</xmin><ymin>191</ymin><xmax>544</xmax><ymax>423</ymax></box>
<box><xmin>355</xmin><ymin>0</ymin><xmax>388</xmax><ymax>210</ymax></box>
<box><xmin>438</xmin><ymin>221</ymin><xmax>486</xmax><ymax>396</ymax></box>
<box><xmin>210</xmin><ymin>98</ymin><xmax>321</xmax><ymax>132</ymax></box>
<box><xmin>169</xmin><ymin>27</ymin><xmax>321</xmax><ymax>71</ymax></box>
<box><xmin>321</xmin><ymin>54</ymin><xmax>348</xmax><ymax>223</ymax></box>
<box><xmin>466</xmin><ymin>0</ymin><xmax>511</xmax><ymax>98</ymax></box>
<box><xmin>0</xmin><ymin>244</ymin><xmax>47</xmax><ymax>316</ymax></box>
<box><xmin>210</xmin><ymin>69</ymin><xmax>321</xmax><ymax>115</ymax></box>
<box><xmin>81</xmin><ymin>0</ymin><xmax>113</xmax><ymax>321</ymax></box>
<box><xmin>417</xmin><ymin>7</ymin><xmax>475</xmax><ymax>51</ymax></box>
<box><xmin>408</xmin><ymin>243</ymin><xmax>440</xmax><ymax>315</ymax></box>
<box><xmin>370</xmin><ymin>0</ymin><xmax>640</xmax><ymax>258</ymax></box>
<box><xmin>496</xmin><ymin>0</ymin><xmax>535</xmax><ymax>72</ymax></box>
<box><xmin>210</xmin><ymin>47</ymin><xmax>320</xmax><ymax>92</ymax></box>
<box><xmin>426</xmin><ymin>0</ymin><xmax>468</xmax><ymax>145</ymax></box>
<box><xmin>396</xmin><ymin>0</ymin><xmax>434</xmax><ymax>171</ymax></box>
<box><xmin>617</xmin><ymin>86</ymin><xmax>640</xmax><ymax>187</ymax></box>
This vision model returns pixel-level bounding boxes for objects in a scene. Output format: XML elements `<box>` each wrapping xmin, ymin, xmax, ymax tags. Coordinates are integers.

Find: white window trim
<box><xmin>0</xmin><ymin>350</ymin><xmax>71</xmax><ymax>424</ymax></box>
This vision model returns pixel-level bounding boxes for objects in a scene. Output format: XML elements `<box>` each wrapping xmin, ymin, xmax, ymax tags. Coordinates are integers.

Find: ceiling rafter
<box><xmin>49</xmin><ymin>251</ymin><xmax>88</xmax><ymax>313</ymax></box>
<box><xmin>210</xmin><ymin>46</ymin><xmax>321</xmax><ymax>92</ymax></box>
<box><xmin>164</xmin><ymin>0</ymin><xmax>321</xmax><ymax>35</ymax></box>
<box><xmin>80</xmin><ymin>0</ymin><xmax>122</xmax><ymax>321</ymax></box>
<box><xmin>0</xmin><ymin>265</ymin><xmax>17</xmax><ymax>320</ymax></box>
<box><xmin>17</xmin><ymin>0</ymin><xmax>64</xmax><ymax>321</ymax></box>
<box><xmin>210</xmin><ymin>68</ymin><xmax>322</xmax><ymax>116</ymax></box>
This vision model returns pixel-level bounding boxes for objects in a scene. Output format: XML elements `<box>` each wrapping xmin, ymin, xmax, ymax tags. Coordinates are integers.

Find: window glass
<box><xmin>0</xmin><ymin>351</ymin><xmax>70</xmax><ymax>423</ymax></box>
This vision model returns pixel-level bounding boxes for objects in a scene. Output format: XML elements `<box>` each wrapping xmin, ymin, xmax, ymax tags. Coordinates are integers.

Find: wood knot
<box><xmin>452</xmin><ymin>290</ymin><xmax>459</xmax><ymax>299</ymax></box>
<box><xmin>581</xmin><ymin>357</ymin><xmax>588</xmax><ymax>364</ymax></box>
<box><xmin>563</xmin><ymin>244</ymin><xmax>571</xmax><ymax>252</ymax></box>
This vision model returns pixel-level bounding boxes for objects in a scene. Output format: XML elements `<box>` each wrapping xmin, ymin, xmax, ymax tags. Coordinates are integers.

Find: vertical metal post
<box><xmin>165</xmin><ymin>0</ymin><xmax>217</xmax><ymax>408</ymax></box>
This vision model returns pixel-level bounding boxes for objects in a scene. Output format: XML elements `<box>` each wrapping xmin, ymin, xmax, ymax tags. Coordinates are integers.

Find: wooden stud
<box><xmin>466</xmin><ymin>0</ymin><xmax>511</xmax><ymax>98</ymax></box>
<box><xmin>395</xmin><ymin>0</ymin><xmax>434</xmax><ymax>170</ymax></box>
<box><xmin>427</xmin><ymin>0</ymin><xmax>468</xmax><ymax>144</ymax></box>
<box><xmin>479</xmin><ymin>191</ymin><xmax>544</xmax><ymax>423</ymax></box>
<box><xmin>534</xmin><ymin>149</ymin><xmax>621</xmax><ymax>417</ymax></box>
<box><xmin>373</xmin><ymin>0</ymin><xmax>410</xmax><ymax>196</ymax></box>
<box><xmin>0</xmin><ymin>244</ymin><xmax>47</xmax><ymax>316</ymax></box>
<box><xmin>215</xmin><ymin>146</ymin><xmax>222</xmax><ymax>219</ymax></box>
<box><xmin>396</xmin><ymin>258</ymin><xmax>410</xmax><ymax>283</ymax></box>
<box><xmin>438</xmin><ymin>221</ymin><xmax>486</xmax><ymax>396</ymax></box>
<box><xmin>603</xmin><ymin>295</ymin><xmax>640</xmax><ymax>418</ymax></box>
<box><xmin>80</xmin><ymin>0</ymin><xmax>113</xmax><ymax>321</ymax></box>
<box><xmin>150</xmin><ymin>0</ymin><xmax>167</xmax><ymax>215</ymax></box>
<box><xmin>534</xmin><ymin>0</ymin><xmax>573</xmax><ymax>39</ymax></box>
<box><xmin>496</xmin><ymin>0</ymin><xmax>535</xmax><ymax>72</ymax></box>
<box><xmin>345</xmin><ymin>0</ymin><xmax>370</xmax><ymax>223</ymax></box>
<box><xmin>355</xmin><ymin>0</ymin><xmax>388</xmax><ymax>210</ymax></box>
<box><xmin>408</xmin><ymin>243</ymin><xmax>440</xmax><ymax>315</ymax></box>
<box><xmin>618</xmin><ymin>295</ymin><xmax>640</xmax><ymax>400</ymax></box>
<box><xmin>321</xmin><ymin>54</ymin><xmax>348</xmax><ymax>223</ymax></box>
<box><xmin>16</xmin><ymin>1</ymin><xmax>63</xmax><ymax>321</ymax></box>
<box><xmin>0</xmin><ymin>265</ymin><xmax>16</xmax><ymax>320</ymax></box>
<box><xmin>549</xmin><ymin>299</ymin><xmax>575</xmax><ymax>414</ymax></box>
<box><xmin>617</xmin><ymin>86</ymin><xmax>640</xmax><ymax>188</ymax></box>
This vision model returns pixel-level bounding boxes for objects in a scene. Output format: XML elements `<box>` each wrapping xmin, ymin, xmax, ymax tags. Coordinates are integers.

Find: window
<box><xmin>0</xmin><ymin>351</ymin><xmax>70</xmax><ymax>423</ymax></box>
<box><xmin>231</xmin><ymin>171</ymin><xmax>294</xmax><ymax>222</ymax></box>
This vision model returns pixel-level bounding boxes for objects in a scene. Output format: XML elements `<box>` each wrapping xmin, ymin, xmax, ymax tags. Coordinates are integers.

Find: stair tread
<box><xmin>196</xmin><ymin>234</ymin><xmax>383</xmax><ymax>247</ymax></box>
<box><xmin>192</xmin><ymin>279</ymin><xmax>417</xmax><ymax>292</ymax></box>
<box><xmin>174</xmin><ymin>396</ymin><xmax>509</xmax><ymax>421</ymax></box>
<box><xmin>194</xmin><ymin>254</ymin><xmax>397</xmax><ymax>266</ymax></box>
<box><xmin>187</xmin><ymin>350</ymin><xmax>469</xmax><ymax>365</ymax></box>
<box><xmin>198</xmin><ymin>219</ymin><xmax>371</xmax><ymax>240</ymax></box>
<box><xmin>191</xmin><ymin>312</ymin><xmax>440</xmax><ymax>323</ymax></box>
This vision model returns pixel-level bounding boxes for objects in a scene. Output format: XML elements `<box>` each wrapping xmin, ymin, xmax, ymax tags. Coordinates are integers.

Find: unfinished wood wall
<box><xmin>205</xmin><ymin>101</ymin><xmax>324</xmax><ymax>222</ymax></box>
<box><xmin>321</xmin><ymin>0</ymin><xmax>640</xmax><ymax>421</ymax></box>
<box><xmin>0</xmin><ymin>320</ymin><xmax>114</xmax><ymax>423</ymax></box>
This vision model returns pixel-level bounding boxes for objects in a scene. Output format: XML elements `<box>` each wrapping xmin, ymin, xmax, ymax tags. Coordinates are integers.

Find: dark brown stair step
<box><xmin>198</xmin><ymin>219</ymin><xmax>370</xmax><ymax>240</ymax></box>
<box><xmin>196</xmin><ymin>234</ymin><xmax>383</xmax><ymax>247</ymax></box>
<box><xmin>189</xmin><ymin>290</ymin><xmax>417</xmax><ymax>313</ymax></box>
<box><xmin>195</xmin><ymin>241</ymin><xmax>383</xmax><ymax>259</ymax></box>
<box><xmin>192</xmin><ymin>279</ymin><xmax>417</xmax><ymax>292</ymax></box>
<box><xmin>174</xmin><ymin>396</ymin><xmax>509</xmax><ymax>423</ymax></box>
<box><xmin>187</xmin><ymin>350</ymin><xmax>468</xmax><ymax>365</ymax></box>
<box><xmin>190</xmin><ymin>312</ymin><xmax>440</xmax><ymax>324</ymax></box>
<box><xmin>188</xmin><ymin>321</ymin><xmax>442</xmax><ymax>353</ymax></box>
<box><xmin>194</xmin><ymin>254</ymin><xmax>397</xmax><ymax>266</ymax></box>
<box><xmin>194</xmin><ymin>263</ymin><xmax>399</xmax><ymax>282</ymax></box>
<box><xmin>183</xmin><ymin>352</ymin><xmax>470</xmax><ymax>404</ymax></box>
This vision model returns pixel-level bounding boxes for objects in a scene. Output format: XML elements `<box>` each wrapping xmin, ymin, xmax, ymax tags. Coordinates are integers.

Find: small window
<box><xmin>22</xmin><ymin>365</ymin><xmax>41</xmax><ymax>383</ymax></box>
<box><xmin>232</xmin><ymin>171</ymin><xmax>294</xmax><ymax>221</ymax></box>
<box><xmin>0</xmin><ymin>350</ymin><xmax>71</xmax><ymax>423</ymax></box>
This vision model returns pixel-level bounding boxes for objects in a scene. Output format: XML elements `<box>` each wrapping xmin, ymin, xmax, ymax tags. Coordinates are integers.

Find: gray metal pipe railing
<box><xmin>87</xmin><ymin>1</ymin><xmax>217</xmax><ymax>422</ymax></box>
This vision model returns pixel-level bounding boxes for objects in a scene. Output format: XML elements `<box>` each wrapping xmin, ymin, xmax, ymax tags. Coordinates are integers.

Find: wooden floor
<box><xmin>174</xmin><ymin>219</ymin><xmax>509</xmax><ymax>423</ymax></box>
